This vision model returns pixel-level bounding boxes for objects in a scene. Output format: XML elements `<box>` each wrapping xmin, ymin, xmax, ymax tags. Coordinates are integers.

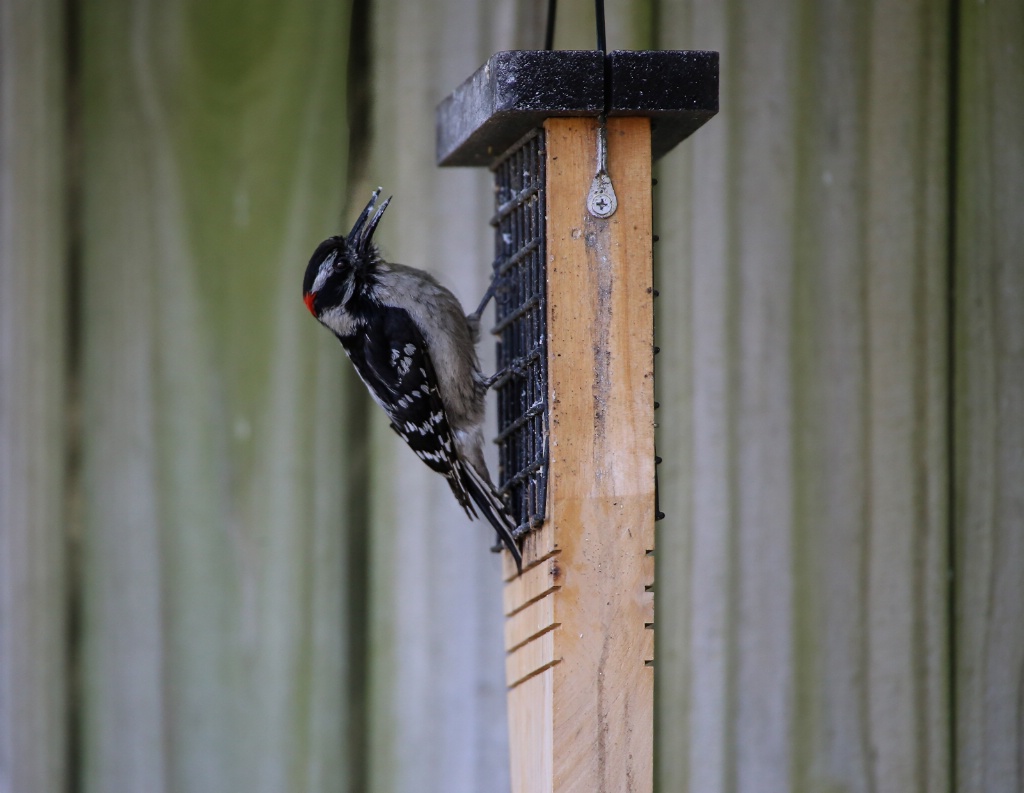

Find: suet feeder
<box><xmin>437</xmin><ymin>43</ymin><xmax>717</xmax><ymax>793</ymax></box>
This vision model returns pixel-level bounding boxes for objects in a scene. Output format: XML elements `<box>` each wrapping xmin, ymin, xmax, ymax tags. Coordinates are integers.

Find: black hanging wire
<box><xmin>543</xmin><ymin>0</ymin><xmax>557</xmax><ymax>50</ymax></box>
<box><xmin>544</xmin><ymin>0</ymin><xmax>607</xmax><ymax>53</ymax></box>
<box><xmin>596</xmin><ymin>0</ymin><xmax>610</xmax><ymax>119</ymax></box>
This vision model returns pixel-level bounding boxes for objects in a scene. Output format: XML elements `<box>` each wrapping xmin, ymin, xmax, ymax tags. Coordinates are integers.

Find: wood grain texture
<box><xmin>955</xmin><ymin>1</ymin><xmax>1024</xmax><ymax>790</ymax></box>
<box><xmin>653</xmin><ymin>1</ymin><xmax>951</xmax><ymax>791</ymax></box>
<box><xmin>506</xmin><ymin>117</ymin><xmax>655</xmax><ymax>793</ymax></box>
<box><xmin>79</xmin><ymin>2</ymin><xmax>354</xmax><ymax>791</ymax></box>
<box><xmin>0</xmin><ymin>2</ymin><xmax>67</xmax><ymax>792</ymax></box>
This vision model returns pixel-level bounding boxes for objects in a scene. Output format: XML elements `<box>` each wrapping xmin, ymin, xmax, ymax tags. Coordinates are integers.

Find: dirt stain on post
<box><xmin>584</xmin><ymin>216</ymin><xmax>613</xmax><ymax>466</ymax></box>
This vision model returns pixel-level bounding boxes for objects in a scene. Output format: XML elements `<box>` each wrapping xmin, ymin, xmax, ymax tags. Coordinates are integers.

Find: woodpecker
<box><xmin>302</xmin><ymin>188</ymin><xmax>522</xmax><ymax>573</ymax></box>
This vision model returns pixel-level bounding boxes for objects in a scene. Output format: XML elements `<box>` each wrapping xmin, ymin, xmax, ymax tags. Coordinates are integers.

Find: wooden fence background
<box><xmin>1</xmin><ymin>0</ymin><xmax>1021</xmax><ymax>791</ymax></box>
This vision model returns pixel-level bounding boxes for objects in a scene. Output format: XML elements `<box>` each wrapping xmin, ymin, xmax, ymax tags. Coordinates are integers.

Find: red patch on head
<box><xmin>303</xmin><ymin>292</ymin><xmax>317</xmax><ymax>316</ymax></box>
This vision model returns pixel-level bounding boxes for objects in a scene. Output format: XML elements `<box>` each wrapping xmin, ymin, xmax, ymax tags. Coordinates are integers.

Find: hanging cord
<box><xmin>544</xmin><ymin>0</ymin><xmax>557</xmax><ymax>50</ymax></box>
<box><xmin>595</xmin><ymin>0</ymin><xmax>610</xmax><ymax>115</ymax></box>
<box><xmin>545</xmin><ymin>0</ymin><xmax>606</xmax><ymax>54</ymax></box>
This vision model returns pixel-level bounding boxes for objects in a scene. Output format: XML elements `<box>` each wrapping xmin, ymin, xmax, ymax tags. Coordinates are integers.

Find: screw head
<box><xmin>587</xmin><ymin>172</ymin><xmax>617</xmax><ymax>218</ymax></box>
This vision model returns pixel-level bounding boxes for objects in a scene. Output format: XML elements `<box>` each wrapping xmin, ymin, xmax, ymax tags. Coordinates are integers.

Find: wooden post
<box><xmin>503</xmin><ymin>116</ymin><xmax>656</xmax><ymax>793</ymax></box>
<box><xmin>436</xmin><ymin>49</ymin><xmax>716</xmax><ymax>793</ymax></box>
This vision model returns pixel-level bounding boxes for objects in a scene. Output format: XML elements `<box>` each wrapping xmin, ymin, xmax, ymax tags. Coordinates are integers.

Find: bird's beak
<box><xmin>348</xmin><ymin>187</ymin><xmax>391</xmax><ymax>254</ymax></box>
<box><xmin>358</xmin><ymin>195</ymin><xmax>391</xmax><ymax>251</ymax></box>
<box><xmin>348</xmin><ymin>187</ymin><xmax>382</xmax><ymax>244</ymax></box>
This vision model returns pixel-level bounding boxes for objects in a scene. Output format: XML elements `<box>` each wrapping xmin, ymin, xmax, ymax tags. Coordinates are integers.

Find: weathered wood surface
<box><xmin>504</xmin><ymin>117</ymin><xmax>655</xmax><ymax>793</ymax></box>
<box><xmin>955</xmin><ymin>1</ymin><xmax>1024</xmax><ymax>791</ymax></box>
<box><xmin>79</xmin><ymin>2</ymin><xmax>355</xmax><ymax>791</ymax></box>
<box><xmin>653</xmin><ymin>1</ymin><xmax>952</xmax><ymax>791</ymax></box>
<box><xmin>0</xmin><ymin>2</ymin><xmax>68</xmax><ymax>792</ymax></box>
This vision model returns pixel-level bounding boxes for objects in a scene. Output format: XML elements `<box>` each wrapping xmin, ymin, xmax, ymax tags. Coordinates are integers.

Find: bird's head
<box><xmin>303</xmin><ymin>187</ymin><xmax>391</xmax><ymax>318</ymax></box>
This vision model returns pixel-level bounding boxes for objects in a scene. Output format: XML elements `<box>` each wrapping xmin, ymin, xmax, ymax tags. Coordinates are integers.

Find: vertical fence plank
<box><xmin>955</xmin><ymin>1</ymin><xmax>1024</xmax><ymax>791</ymax></box>
<box><xmin>654</xmin><ymin>0</ymin><xmax>951</xmax><ymax>790</ymax></box>
<box><xmin>367</xmin><ymin>2</ymin><xmax>508</xmax><ymax>791</ymax></box>
<box><xmin>0</xmin><ymin>2</ymin><xmax>67</xmax><ymax>792</ymax></box>
<box><xmin>79</xmin><ymin>1</ymin><xmax>354</xmax><ymax>791</ymax></box>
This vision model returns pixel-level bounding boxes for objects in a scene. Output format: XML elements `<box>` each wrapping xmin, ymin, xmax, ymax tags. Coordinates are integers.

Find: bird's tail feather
<box><xmin>458</xmin><ymin>462</ymin><xmax>522</xmax><ymax>574</ymax></box>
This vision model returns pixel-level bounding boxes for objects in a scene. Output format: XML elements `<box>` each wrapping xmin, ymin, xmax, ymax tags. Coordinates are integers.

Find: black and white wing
<box><xmin>337</xmin><ymin>305</ymin><xmax>521</xmax><ymax>569</ymax></box>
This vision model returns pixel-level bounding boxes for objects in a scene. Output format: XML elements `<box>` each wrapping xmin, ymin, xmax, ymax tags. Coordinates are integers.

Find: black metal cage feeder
<box><xmin>437</xmin><ymin>49</ymin><xmax>718</xmax><ymax>538</ymax></box>
<box><xmin>489</xmin><ymin>130</ymin><xmax>549</xmax><ymax>538</ymax></box>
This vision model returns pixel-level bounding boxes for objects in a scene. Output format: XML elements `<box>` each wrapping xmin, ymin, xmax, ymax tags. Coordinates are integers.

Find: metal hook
<box><xmin>587</xmin><ymin>116</ymin><xmax>617</xmax><ymax>218</ymax></box>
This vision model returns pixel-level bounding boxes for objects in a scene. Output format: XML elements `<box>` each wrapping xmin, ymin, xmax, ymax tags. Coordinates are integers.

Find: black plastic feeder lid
<box><xmin>436</xmin><ymin>49</ymin><xmax>719</xmax><ymax>167</ymax></box>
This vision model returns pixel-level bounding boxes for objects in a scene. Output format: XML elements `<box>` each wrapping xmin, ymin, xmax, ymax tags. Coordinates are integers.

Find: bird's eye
<box><xmin>322</xmin><ymin>251</ymin><xmax>339</xmax><ymax>271</ymax></box>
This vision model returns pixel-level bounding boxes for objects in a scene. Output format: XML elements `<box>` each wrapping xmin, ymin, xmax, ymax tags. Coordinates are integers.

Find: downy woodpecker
<box><xmin>302</xmin><ymin>188</ymin><xmax>523</xmax><ymax>573</ymax></box>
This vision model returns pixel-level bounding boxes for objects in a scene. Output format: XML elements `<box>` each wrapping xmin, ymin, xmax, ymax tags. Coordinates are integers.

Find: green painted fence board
<box><xmin>654</xmin><ymin>1</ymin><xmax>951</xmax><ymax>790</ymax></box>
<box><xmin>79</xmin><ymin>1</ymin><xmax>354</xmax><ymax>791</ymax></box>
<box><xmin>0</xmin><ymin>2</ymin><xmax>68</xmax><ymax>792</ymax></box>
<box><xmin>366</xmin><ymin>2</ymin><xmax>509</xmax><ymax>790</ymax></box>
<box><xmin>955</xmin><ymin>1</ymin><xmax>1024</xmax><ymax>791</ymax></box>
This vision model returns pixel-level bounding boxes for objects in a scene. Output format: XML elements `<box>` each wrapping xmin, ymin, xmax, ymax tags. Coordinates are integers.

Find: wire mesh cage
<box><xmin>490</xmin><ymin>129</ymin><xmax>548</xmax><ymax>538</ymax></box>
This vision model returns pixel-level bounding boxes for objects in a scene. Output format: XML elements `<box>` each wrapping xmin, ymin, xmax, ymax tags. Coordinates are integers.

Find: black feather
<box><xmin>337</xmin><ymin>305</ymin><xmax>522</xmax><ymax>572</ymax></box>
